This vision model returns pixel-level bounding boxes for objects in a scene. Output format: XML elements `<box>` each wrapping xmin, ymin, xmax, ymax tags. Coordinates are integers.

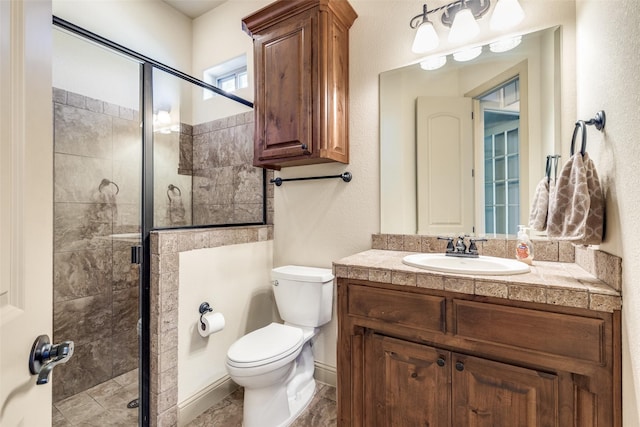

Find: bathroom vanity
<box><xmin>335</xmin><ymin>248</ymin><xmax>621</xmax><ymax>427</ymax></box>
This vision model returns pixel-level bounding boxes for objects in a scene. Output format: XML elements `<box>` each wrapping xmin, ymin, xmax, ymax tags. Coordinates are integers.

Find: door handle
<box><xmin>28</xmin><ymin>334</ymin><xmax>74</xmax><ymax>385</ymax></box>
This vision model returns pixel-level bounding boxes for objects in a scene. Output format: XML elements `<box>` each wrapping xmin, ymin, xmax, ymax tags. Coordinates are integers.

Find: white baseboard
<box><xmin>177</xmin><ymin>375</ymin><xmax>238</xmax><ymax>427</ymax></box>
<box><xmin>177</xmin><ymin>363</ymin><xmax>336</xmax><ymax>426</ymax></box>
<box><xmin>314</xmin><ymin>361</ymin><xmax>337</xmax><ymax>387</ymax></box>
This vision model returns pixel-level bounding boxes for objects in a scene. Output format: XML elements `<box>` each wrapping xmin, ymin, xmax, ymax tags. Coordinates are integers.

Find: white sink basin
<box><xmin>402</xmin><ymin>253</ymin><xmax>530</xmax><ymax>276</ymax></box>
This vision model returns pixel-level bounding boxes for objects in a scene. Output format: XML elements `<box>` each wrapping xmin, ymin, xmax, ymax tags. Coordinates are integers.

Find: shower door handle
<box><xmin>28</xmin><ymin>334</ymin><xmax>74</xmax><ymax>385</ymax></box>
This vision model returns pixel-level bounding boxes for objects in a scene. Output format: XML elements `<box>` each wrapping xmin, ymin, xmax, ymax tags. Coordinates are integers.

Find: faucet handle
<box><xmin>468</xmin><ymin>238</ymin><xmax>488</xmax><ymax>255</ymax></box>
<box><xmin>437</xmin><ymin>236</ymin><xmax>455</xmax><ymax>253</ymax></box>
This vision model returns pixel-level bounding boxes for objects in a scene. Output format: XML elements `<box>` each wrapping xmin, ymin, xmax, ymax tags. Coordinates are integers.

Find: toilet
<box><xmin>225</xmin><ymin>265</ymin><xmax>334</xmax><ymax>427</ymax></box>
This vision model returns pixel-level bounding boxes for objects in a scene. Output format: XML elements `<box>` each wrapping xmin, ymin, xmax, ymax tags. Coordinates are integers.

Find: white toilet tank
<box><xmin>271</xmin><ymin>265</ymin><xmax>334</xmax><ymax>328</ymax></box>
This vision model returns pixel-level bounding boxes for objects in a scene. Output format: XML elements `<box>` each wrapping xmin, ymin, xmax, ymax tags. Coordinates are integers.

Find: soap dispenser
<box><xmin>515</xmin><ymin>225</ymin><xmax>534</xmax><ymax>265</ymax></box>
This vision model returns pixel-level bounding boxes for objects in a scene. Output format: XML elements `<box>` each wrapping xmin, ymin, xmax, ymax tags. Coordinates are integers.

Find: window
<box><xmin>480</xmin><ymin>77</ymin><xmax>521</xmax><ymax>235</ymax></box>
<box><xmin>203</xmin><ymin>54</ymin><xmax>248</xmax><ymax>99</ymax></box>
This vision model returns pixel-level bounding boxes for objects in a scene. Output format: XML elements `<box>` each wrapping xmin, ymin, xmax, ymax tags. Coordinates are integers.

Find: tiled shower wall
<box><xmin>53</xmin><ymin>88</ymin><xmax>140</xmax><ymax>401</ymax></box>
<box><xmin>192</xmin><ymin>112</ymin><xmax>264</xmax><ymax>225</ymax></box>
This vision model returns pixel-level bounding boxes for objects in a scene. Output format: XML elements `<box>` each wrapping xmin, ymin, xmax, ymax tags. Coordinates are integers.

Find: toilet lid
<box><xmin>227</xmin><ymin>323</ymin><xmax>304</xmax><ymax>368</ymax></box>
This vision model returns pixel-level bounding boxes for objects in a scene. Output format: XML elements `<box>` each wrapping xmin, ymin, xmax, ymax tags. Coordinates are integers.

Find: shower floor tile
<box><xmin>53</xmin><ymin>369</ymin><xmax>138</xmax><ymax>427</ymax></box>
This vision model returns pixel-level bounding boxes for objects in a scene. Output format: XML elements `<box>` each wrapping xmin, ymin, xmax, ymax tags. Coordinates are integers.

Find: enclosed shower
<box><xmin>51</xmin><ymin>19</ymin><xmax>261</xmax><ymax>426</ymax></box>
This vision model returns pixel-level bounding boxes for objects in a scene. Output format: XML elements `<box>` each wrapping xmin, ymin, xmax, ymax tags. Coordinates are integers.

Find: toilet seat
<box><xmin>227</xmin><ymin>323</ymin><xmax>304</xmax><ymax>369</ymax></box>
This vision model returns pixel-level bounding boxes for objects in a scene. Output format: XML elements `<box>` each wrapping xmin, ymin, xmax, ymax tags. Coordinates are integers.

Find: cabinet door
<box><xmin>253</xmin><ymin>11</ymin><xmax>314</xmax><ymax>165</ymax></box>
<box><xmin>365</xmin><ymin>334</ymin><xmax>450</xmax><ymax>427</ymax></box>
<box><xmin>452</xmin><ymin>353</ymin><xmax>558</xmax><ymax>427</ymax></box>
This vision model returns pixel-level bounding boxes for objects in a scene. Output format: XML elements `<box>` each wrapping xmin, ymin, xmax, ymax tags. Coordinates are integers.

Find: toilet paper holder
<box><xmin>199</xmin><ymin>302</ymin><xmax>213</xmax><ymax>330</ymax></box>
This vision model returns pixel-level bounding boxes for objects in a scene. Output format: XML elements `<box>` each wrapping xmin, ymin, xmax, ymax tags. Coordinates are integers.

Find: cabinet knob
<box><xmin>455</xmin><ymin>361</ymin><xmax>465</xmax><ymax>372</ymax></box>
<box><xmin>436</xmin><ymin>357</ymin><xmax>445</xmax><ymax>367</ymax></box>
<box><xmin>301</xmin><ymin>144</ymin><xmax>308</xmax><ymax>150</ymax></box>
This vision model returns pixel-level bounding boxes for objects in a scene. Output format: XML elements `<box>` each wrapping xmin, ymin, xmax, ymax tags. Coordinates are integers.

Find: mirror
<box><xmin>380</xmin><ymin>26</ymin><xmax>562</xmax><ymax>236</ymax></box>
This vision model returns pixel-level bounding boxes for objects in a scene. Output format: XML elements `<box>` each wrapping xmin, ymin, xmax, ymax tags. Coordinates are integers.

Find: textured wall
<box><xmin>575</xmin><ymin>0</ymin><xmax>640</xmax><ymax>424</ymax></box>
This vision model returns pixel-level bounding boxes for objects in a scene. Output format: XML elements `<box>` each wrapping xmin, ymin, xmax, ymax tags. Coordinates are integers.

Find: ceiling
<box><xmin>162</xmin><ymin>0</ymin><xmax>226</xmax><ymax>19</ymax></box>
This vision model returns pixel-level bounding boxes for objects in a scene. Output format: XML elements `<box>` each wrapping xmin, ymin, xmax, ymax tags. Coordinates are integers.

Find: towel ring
<box><xmin>167</xmin><ymin>184</ymin><xmax>181</xmax><ymax>200</ymax></box>
<box><xmin>98</xmin><ymin>178</ymin><xmax>119</xmax><ymax>195</ymax></box>
<box><xmin>570</xmin><ymin>120</ymin><xmax>587</xmax><ymax>156</ymax></box>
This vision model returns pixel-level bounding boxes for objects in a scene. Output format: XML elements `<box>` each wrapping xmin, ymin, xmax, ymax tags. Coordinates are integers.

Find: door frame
<box><xmin>466</xmin><ymin>61</ymin><xmax>529</xmax><ymax>235</ymax></box>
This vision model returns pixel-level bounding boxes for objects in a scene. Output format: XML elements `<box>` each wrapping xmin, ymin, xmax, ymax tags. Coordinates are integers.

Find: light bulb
<box><xmin>420</xmin><ymin>56</ymin><xmax>447</xmax><ymax>70</ymax></box>
<box><xmin>412</xmin><ymin>20</ymin><xmax>440</xmax><ymax>53</ymax></box>
<box><xmin>453</xmin><ymin>46</ymin><xmax>483</xmax><ymax>62</ymax></box>
<box><xmin>448</xmin><ymin>8</ymin><xmax>480</xmax><ymax>44</ymax></box>
<box><xmin>490</xmin><ymin>0</ymin><xmax>525</xmax><ymax>31</ymax></box>
<box><xmin>489</xmin><ymin>35</ymin><xmax>522</xmax><ymax>53</ymax></box>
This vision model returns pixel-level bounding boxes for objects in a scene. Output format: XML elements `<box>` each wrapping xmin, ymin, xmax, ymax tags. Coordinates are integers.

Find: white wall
<box><xmin>178</xmin><ymin>241</ymin><xmax>275</xmax><ymax>403</ymax></box>
<box><xmin>53</xmin><ymin>0</ymin><xmax>192</xmax><ymax>71</ymax></box>
<box><xmin>191</xmin><ymin>0</ymin><xmax>266</xmax><ymax>124</ymax></box>
<box><xmin>575</xmin><ymin>0</ymin><xmax>640</xmax><ymax>424</ymax></box>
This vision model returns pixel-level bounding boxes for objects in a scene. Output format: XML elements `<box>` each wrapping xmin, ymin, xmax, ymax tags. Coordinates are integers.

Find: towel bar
<box><xmin>270</xmin><ymin>172</ymin><xmax>352</xmax><ymax>187</ymax></box>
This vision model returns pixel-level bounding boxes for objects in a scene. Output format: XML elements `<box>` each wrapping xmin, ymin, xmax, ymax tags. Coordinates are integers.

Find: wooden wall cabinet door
<box><xmin>243</xmin><ymin>0</ymin><xmax>357</xmax><ymax>170</ymax></box>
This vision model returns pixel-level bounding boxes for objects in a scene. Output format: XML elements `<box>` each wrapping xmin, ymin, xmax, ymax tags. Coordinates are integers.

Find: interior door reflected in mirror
<box><xmin>380</xmin><ymin>26</ymin><xmax>561</xmax><ymax>236</ymax></box>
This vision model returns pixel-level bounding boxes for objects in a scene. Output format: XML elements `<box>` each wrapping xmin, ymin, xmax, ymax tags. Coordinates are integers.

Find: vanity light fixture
<box><xmin>420</xmin><ymin>55</ymin><xmax>447</xmax><ymax>70</ymax></box>
<box><xmin>410</xmin><ymin>0</ymin><xmax>525</xmax><ymax>51</ymax></box>
<box><xmin>489</xmin><ymin>35</ymin><xmax>522</xmax><ymax>52</ymax></box>
<box><xmin>453</xmin><ymin>45</ymin><xmax>483</xmax><ymax>61</ymax></box>
<box><xmin>448</xmin><ymin>3</ymin><xmax>480</xmax><ymax>43</ymax></box>
<box><xmin>490</xmin><ymin>0</ymin><xmax>525</xmax><ymax>31</ymax></box>
<box><xmin>411</xmin><ymin>5</ymin><xmax>440</xmax><ymax>53</ymax></box>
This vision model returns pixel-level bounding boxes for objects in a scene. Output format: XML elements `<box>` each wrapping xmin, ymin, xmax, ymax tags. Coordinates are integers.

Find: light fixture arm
<box><xmin>409</xmin><ymin>0</ymin><xmax>491</xmax><ymax>29</ymax></box>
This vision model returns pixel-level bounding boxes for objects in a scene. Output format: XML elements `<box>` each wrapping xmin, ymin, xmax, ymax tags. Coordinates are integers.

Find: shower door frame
<box><xmin>52</xmin><ymin>16</ymin><xmax>256</xmax><ymax>426</ymax></box>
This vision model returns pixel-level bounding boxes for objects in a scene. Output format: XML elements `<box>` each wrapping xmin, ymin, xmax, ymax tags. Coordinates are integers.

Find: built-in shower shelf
<box><xmin>99</xmin><ymin>233</ymin><xmax>141</xmax><ymax>243</ymax></box>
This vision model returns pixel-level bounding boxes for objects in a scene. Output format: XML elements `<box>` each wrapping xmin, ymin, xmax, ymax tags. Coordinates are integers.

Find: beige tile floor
<box><xmin>53</xmin><ymin>371</ymin><xmax>336</xmax><ymax>427</ymax></box>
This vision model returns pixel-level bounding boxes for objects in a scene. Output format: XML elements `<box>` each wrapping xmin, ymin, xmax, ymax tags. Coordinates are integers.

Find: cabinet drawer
<box><xmin>454</xmin><ymin>300</ymin><xmax>605</xmax><ymax>364</ymax></box>
<box><xmin>348</xmin><ymin>285</ymin><xmax>445</xmax><ymax>334</ymax></box>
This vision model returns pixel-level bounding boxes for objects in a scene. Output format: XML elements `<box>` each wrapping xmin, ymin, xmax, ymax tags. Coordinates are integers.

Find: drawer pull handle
<box><xmin>455</xmin><ymin>361</ymin><xmax>465</xmax><ymax>372</ymax></box>
<box><xmin>436</xmin><ymin>357</ymin><xmax>445</xmax><ymax>367</ymax></box>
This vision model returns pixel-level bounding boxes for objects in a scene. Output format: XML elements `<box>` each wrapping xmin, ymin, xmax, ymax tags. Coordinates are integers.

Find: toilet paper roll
<box><xmin>198</xmin><ymin>312</ymin><xmax>225</xmax><ymax>337</ymax></box>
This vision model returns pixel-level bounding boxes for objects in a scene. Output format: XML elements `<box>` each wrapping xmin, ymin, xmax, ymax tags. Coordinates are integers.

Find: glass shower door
<box><xmin>52</xmin><ymin>27</ymin><xmax>142</xmax><ymax>426</ymax></box>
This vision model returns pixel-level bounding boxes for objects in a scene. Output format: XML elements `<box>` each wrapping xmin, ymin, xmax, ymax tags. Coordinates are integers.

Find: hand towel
<box><xmin>167</xmin><ymin>195</ymin><xmax>186</xmax><ymax>226</ymax></box>
<box><xmin>528</xmin><ymin>176</ymin><xmax>550</xmax><ymax>231</ymax></box>
<box><xmin>547</xmin><ymin>152</ymin><xmax>604</xmax><ymax>245</ymax></box>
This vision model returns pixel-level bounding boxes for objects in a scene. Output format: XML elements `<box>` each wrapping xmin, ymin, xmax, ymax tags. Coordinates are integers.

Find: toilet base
<box><xmin>241</xmin><ymin>342</ymin><xmax>317</xmax><ymax>427</ymax></box>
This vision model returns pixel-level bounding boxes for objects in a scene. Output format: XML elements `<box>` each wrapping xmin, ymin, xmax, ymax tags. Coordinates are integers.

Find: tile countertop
<box><xmin>333</xmin><ymin>250</ymin><xmax>622</xmax><ymax>313</ymax></box>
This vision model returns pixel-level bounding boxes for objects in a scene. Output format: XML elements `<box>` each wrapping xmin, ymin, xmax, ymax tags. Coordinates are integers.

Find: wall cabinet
<box><xmin>242</xmin><ymin>0</ymin><xmax>357</xmax><ymax>170</ymax></box>
<box><xmin>338</xmin><ymin>280</ymin><xmax>621</xmax><ymax>427</ymax></box>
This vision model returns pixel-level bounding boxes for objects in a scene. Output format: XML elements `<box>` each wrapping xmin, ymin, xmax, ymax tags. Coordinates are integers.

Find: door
<box><xmin>253</xmin><ymin>10</ymin><xmax>314</xmax><ymax>164</ymax></box>
<box><xmin>1</xmin><ymin>0</ymin><xmax>54</xmax><ymax>425</ymax></box>
<box><xmin>452</xmin><ymin>353</ymin><xmax>558</xmax><ymax>426</ymax></box>
<box><xmin>365</xmin><ymin>334</ymin><xmax>450</xmax><ymax>426</ymax></box>
<box><xmin>416</xmin><ymin>96</ymin><xmax>474</xmax><ymax>235</ymax></box>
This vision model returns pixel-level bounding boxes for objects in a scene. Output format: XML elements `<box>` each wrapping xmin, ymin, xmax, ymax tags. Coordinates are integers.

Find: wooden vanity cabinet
<box><xmin>242</xmin><ymin>0</ymin><xmax>357</xmax><ymax>170</ymax></box>
<box><xmin>338</xmin><ymin>279</ymin><xmax>622</xmax><ymax>427</ymax></box>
